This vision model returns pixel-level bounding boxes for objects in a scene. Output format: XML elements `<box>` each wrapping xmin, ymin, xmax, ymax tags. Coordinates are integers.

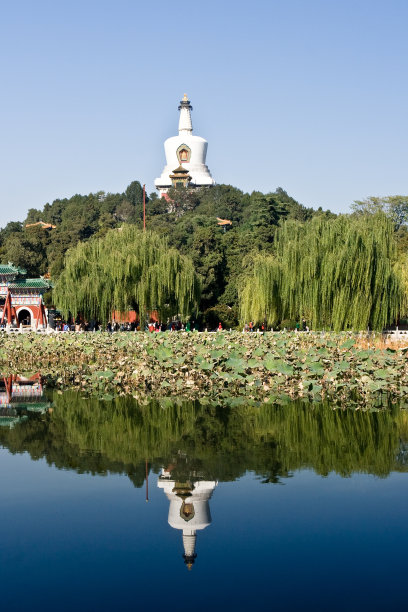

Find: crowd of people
<box><xmin>53</xmin><ymin>318</ymin><xmax>199</xmax><ymax>333</ymax></box>
<box><xmin>48</xmin><ymin>314</ymin><xmax>311</xmax><ymax>333</ymax></box>
<box><xmin>145</xmin><ymin>320</ymin><xmax>197</xmax><ymax>332</ymax></box>
<box><xmin>49</xmin><ymin>318</ymin><xmax>311</xmax><ymax>333</ymax></box>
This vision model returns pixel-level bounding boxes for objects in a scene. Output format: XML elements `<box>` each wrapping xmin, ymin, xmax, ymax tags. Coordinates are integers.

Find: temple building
<box><xmin>158</xmin><ymin>467</ymin><xmax>217</xmax><ymax>570</ymax></box>
<box><xmin>0</xmin><ymin>264</ymin><xmax>51</xmax><ymax>329</ymax></box>
<box><xmin>154</xmin><ymin>94</ymin><xmax>215</xmax><ymax>196</ymax></box>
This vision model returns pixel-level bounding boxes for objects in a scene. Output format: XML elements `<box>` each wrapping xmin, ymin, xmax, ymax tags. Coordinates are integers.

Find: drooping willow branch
<box><xmin>54</xmin><ymin>226</ymin><xmax>201</xmax><ymax>323</ymax></box>
<box><xmin>240</xmin><ymin>213</ymin><xmax>405</xmax><ymax>330</ymax></box>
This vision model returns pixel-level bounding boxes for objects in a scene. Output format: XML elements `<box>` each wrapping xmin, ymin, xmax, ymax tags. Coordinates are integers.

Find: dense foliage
<box><xmin>241</xmin><ymin>214</ymin><xmax>405</xmax><ymax>330</ymax></box>
<box><xmin>53</xmin><ymin>226</ymin><xmax>200</xmax><ymax>323</ymax></box>
<box><xmin>1</xmin><ymin>180</ymin><xmax>407</xmax><ymax>328</ymax></box>
<box><xmin>351</xmin><ymin>195</ymin><xmax>408</xmax><ymax>230</ymax></box>
<box><xmin>0</xmin><ymin>181</ymin><xmax>331</xmax><ymax>320</ymax></box>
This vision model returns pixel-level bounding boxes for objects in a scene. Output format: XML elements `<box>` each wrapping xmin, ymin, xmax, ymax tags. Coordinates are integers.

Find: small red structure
<box><xmin>111</xmin><ymin>310</ymin><xmax>159</xmax><ymax>325</ymax></box>
<box><xmin>0</xmin><ymin>263</ymin><xmax>51</xmax><ymax>329</ymax></box>
<box><xmin>112</xmin><ymin>310</ymin><xmax>139</xmax><ymax>324</ymax></box>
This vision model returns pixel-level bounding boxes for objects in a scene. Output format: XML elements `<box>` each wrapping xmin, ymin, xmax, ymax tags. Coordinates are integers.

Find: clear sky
<box><xmin>1</xmin><ymin>0</ymin><xmax>407</xmax><ymax>226</ymax></box>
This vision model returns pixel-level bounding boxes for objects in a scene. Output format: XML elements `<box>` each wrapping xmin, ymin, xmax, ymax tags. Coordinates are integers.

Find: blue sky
<box><xmin>1</xmin><ymin>0</ymin><xmax>407</xmax><ymax>226</ymax></box>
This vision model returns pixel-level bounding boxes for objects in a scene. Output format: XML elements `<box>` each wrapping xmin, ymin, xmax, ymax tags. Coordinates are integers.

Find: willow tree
<box><xmin>240</xmin><ymin>213</ymin><xmax>405</xmax><ymax>330</ymax></box>
<box><xmin>240</xmin><ymin>254</ymin><xmax>282</xmax><ymax>325</ymax></box>
<box><xmin>53</xmin><ymin>226</ymin><xmax>200</xmax><ymax>323</ymax></box>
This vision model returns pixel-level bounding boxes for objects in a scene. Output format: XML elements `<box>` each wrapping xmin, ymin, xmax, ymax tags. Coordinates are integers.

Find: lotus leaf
<box><xmin>198</xmin><ymin>360</ymin><xmax>214</xmax><ymax>371</ymax></box>
<box><xmin>224</xmin><ymin>357</ymin><xmax>246</xmax><ymax>372</ymax></box>
<box><xmin>374</xmin><ymin>369</ymin><xmax>391</xmax><ymax>380</ymax></box>
<box><xmin>307</xmin><ymin>363</ymin><xmax>325</xmax><ymax>376</ymax></box>
<box><xmin>334</xmin><ymin>361</ymin><xmax>350</xmax><ymax>372</ymax></box>
<box><xmin>247</xmin><ymin>359</ymin><xmax>259</xmax><ymax>368</ymax></box>
<box><xmin>264</xmin><ymin>358</ymin><xmax>294</xmax><ymax>376</ymax></box>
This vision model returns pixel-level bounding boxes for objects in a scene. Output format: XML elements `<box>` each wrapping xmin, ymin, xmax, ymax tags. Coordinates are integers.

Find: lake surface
<box><xmin>0</xmin><ymin>386</ymin><xmax>407</xmax><ymax>611</ymax></box>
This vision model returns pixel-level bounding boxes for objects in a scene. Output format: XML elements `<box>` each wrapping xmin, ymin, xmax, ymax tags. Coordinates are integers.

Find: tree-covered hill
<box><xmin>0</xmin><ymin>182</ymin><xmax>333</xmax><ymax>319</ymax></box>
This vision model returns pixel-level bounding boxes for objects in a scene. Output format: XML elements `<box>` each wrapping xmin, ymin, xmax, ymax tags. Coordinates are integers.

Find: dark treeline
<box><xmin>0</xmin><ymin>392</ymin><xmax>407</xmax><ymax>486</ymax></box>
<box><xmin>0</xmin><ymin>182</ymin><xmax>334</xmax><ymax>327</ymax></box>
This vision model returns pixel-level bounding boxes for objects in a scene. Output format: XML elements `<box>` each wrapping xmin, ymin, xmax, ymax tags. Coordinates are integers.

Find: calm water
<box><xmin>0</xmin><ymin>384</ymin><xmax>407</xmax><ymax>611</ymax></box>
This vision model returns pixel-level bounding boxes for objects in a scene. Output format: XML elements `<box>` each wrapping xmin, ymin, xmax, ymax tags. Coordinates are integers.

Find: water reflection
<box><xmin>0</xmin><ymin>389</ymin><xmax>407</xmax><ymax>481</ymax></box>
<box><xmin>0</xmin><ymin>373</ymin><xmax>50</xmax><ymax>428</ymax></box>
<box><xmin>0</xmin><ymin>386</ymin><xmax>407</xmax><ymax>610</ymax></box>
<box><xmin>158</xmin><ymin>465</ymin><xmax>217</xmax><ymax>569</ymax></box>
<box><xmin>0</xmin><ymin>388</ymin><xmax>406</xmax><ymax>568</ymax></box>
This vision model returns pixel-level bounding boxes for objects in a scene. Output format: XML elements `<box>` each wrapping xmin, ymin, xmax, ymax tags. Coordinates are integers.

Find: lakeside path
<box><xmin>1</xmin><ymin>331</ymin><xmax>407</xmax><ymax>408</ymax></box>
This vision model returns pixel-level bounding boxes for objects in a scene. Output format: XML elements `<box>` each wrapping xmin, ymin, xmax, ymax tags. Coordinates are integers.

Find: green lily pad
<box><xmin>341</xmin><ymin>339</ymin><xmax>355</xmax><ymax>349</ymax></box>
<box><xmin>374</xmin><ymin>369</ymin><xmax>390</xmax><ymax>380</ymax></box>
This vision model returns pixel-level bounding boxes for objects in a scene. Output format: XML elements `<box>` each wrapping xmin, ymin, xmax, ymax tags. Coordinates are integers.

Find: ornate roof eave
<box><xmin>7</xmin><ymin>278</ymin><xmax>52</xmax><ymax>290</ymax></box>
<box><xmin>170</xmin><ymin>165</ymin><xmax>191</xmax><ymax>176</ymax></box>
<box><xmin>0</xmin><ymin>262</ymin><xmax>27</xmax><ymax>276</ymax></box>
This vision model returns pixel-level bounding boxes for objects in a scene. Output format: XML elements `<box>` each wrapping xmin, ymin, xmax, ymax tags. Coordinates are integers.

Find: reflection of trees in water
<box><xmin>0</xmin><ymin>391</ymin><xmax>406</xmax><ymax>485</ymax></box>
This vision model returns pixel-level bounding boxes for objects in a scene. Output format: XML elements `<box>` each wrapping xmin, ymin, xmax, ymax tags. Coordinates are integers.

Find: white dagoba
<box><xmin>154</xmin><ymin>94</ymin><xmax>215</xmax><ymax>196</ymax></box>
<box><xmin>158</xmin><ymin>469</ymin><xmax>217</xmax><ymax>570</ymax></box>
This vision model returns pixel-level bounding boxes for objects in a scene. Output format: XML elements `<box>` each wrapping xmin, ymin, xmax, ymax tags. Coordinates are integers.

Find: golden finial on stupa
<box><xmin>183</xmin><ymin>93</ymin><xmax>188</xmax><ymax>101</ymax></box>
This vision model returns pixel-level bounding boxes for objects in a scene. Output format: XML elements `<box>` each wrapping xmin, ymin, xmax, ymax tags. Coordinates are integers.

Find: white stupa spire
<box><xmin>154</xmin><ymin>95</ymin><xmax>215</xmax><ymax>195</ymax></box>
<box><xmin>178</xmin><ymin>94</ymin><xmax>193</xmax><ymax>134</ymax></box>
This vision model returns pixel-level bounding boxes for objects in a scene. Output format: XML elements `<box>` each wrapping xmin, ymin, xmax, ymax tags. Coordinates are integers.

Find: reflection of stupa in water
<box><xmin>158</xmin><ymin>467</ymin><xmax>217</xmax><ymax>570</ymax></box>
<box><xmin>0</xmin><ymin>374</ymin><xmax>50</xmax><ymax>427</ymax></box>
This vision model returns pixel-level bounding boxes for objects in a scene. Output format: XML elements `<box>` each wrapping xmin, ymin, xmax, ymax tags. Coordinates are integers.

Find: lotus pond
<box><xmin>1</xmin><ymin>331</ymin><xmax>408</xmax><ymax>407</ymax></box>
<box><xmin>0</xmin><ymin>386</ymin><xmax>408</xmax><ymax>611</ymax></box>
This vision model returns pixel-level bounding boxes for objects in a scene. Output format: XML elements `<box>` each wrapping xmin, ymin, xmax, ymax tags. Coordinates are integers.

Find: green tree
<box><xmin>189</xmin><ymin>225</ymin><xmax>225</xmax><ymax>309</ymax></box>
<box><xmin>242</xmin><ymin>191</ymin><xmax>284</xmax><ymax>247</ymax></box>
<box><xmin>240</xmin><ymin>213</ymin><xmax>405</xmax><ymax>330</ymax></box>
<box><xmin>114</xmin><ymin>200</ymin><xmax>137</xmax><ymax>223</ymax></box>
<box><xmin>25</xmin><ymin>208</ymin><xmax>43</xmax><ymax>223</ymax></box>
<box><xmin>54</xmin><ymin>226</ymin><xmax>200</xmax><ymax>323</ymax></box>
<box><xmin>0</xmin><ymin>221</ymin><xmax>23</xmax><ymax>243</ymax></box>
<box><xmin>2</xmin><ymin>226</ymin><xmax>50</xmax><ymax>276</ymax></box>
<box><xmin>202</xmin><ymin>304</ymin><xmax>239</xmax><ymax>330</ymax></box>
<box><xmin>352</xmin><ymin>196</ymin><xmax>408</xmax><ymax>230</ymax></box>
<box><xmin>166</xmin><ymin>186</ymin><xmax>200</xmax><ymax>217</ymax></box>
<box><xmin>125</xmin><ymin>180</ymin><xmax>145</xmax><ymax>206</ymax></box>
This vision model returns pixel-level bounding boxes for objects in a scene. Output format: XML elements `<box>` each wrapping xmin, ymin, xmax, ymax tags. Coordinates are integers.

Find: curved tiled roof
<box><xmin>7</xmin><ymin>278</ymin><xmax>51</xmax><ymax>289</ymax></box>
<box><xmin>0</xmin><ymin>263</ymin><xmax>27</xmax><ymax>275</ymax></box>
<box><xmin>170</xmin><ymin>165</ymin><xmax>190</xmax><ymax>174</ymax></box>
